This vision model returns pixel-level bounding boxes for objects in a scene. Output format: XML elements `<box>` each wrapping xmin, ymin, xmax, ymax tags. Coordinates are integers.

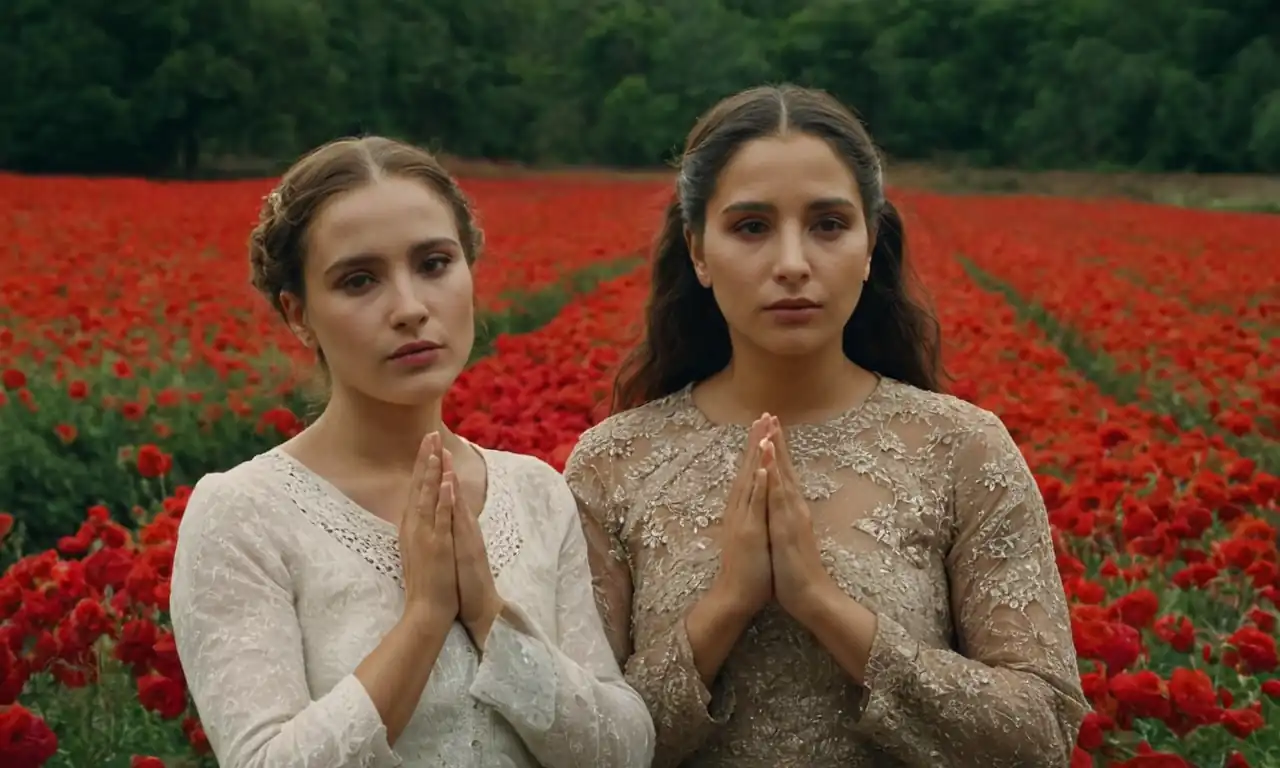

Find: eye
<box><xmin>419</xmin><ymin>254</ymin><xmax>453</xmax><ymax>274</ymax></box>
<box><xmin>733</xmin><ymin>219</ymin><xmax>770</xmax><ymax>236</ymax></box>
<box><xmin>812</xmin><ymin>216</ymin><xmax>850</xmax><ymax>238</ymax></box>
<box><xmin>340</xmin><ymin>272</ymin><xmax>375</xmax><ymax>291</ymax></box>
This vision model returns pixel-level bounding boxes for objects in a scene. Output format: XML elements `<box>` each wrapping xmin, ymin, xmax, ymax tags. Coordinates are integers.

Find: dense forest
<box><xmin>2</xmin><ymin>0</ymin><xmax>1278</xmax><ymax>175</ymax></box>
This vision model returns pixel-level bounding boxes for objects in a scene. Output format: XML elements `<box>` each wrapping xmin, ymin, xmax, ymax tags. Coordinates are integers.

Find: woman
<box><xmin>169</xmin><ymin>136</ymin><xmax>655</xmax><ymax>768</ymax></box>
<box><xmin>564</xmin><ymin>85</ymin><xmax>1088</xmax><ymax>767</ymax></box>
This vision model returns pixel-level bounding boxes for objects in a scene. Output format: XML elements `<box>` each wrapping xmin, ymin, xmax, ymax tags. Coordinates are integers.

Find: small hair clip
<box><xmin>264</xmin><ymin>189</ymin><xmax>283</xmax><ymax>216</ymax></box>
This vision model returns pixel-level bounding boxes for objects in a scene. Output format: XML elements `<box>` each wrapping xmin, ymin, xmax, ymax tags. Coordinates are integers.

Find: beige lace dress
<box><xmin>564</xmin><ymin>375</ymin><xmax>1088</xmax><ymax>768</ymax></box>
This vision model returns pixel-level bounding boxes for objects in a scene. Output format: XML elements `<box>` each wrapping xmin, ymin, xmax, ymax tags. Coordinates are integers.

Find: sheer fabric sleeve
<box><xmin>169</xmin><ymin>472</ymin><xmax>402</xmax><ymax>768</ymax></box>
<box><xmin>850</xmin><ymin>412</ymin><xmax>1089</xmax><ymax>766</ymax></box>
<box><xmin>562</xmin><ymin>436</ymin><xmax>633</xmax><ymax>664</ymax></box>
<box><xmin>564</xmin><ymin>434</ymin><xmax>732</xmax><ymax>768</ymax></box>
<box><xmin>465</xmin><ymin>463</ymin><xmax>655</xmax><ymax>768</ymax></box>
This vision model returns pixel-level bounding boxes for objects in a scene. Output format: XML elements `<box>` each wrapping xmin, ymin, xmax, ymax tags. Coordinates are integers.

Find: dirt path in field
<box><xmin>887</xmin><ymin>162</ymin><xmax>1280</xmax><ymax>210</ymax></box>
<box><xmin>441</xmin><ymin>155</ymin><xmax>1280</xmax><ymax>211</ymax></box>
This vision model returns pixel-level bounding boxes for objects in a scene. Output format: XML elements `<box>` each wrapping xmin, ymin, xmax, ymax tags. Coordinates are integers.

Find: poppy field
<box><xmin>0</xmin><ymin>170</ymin><xmax>1278</xmax><ymax>767</ymax></box>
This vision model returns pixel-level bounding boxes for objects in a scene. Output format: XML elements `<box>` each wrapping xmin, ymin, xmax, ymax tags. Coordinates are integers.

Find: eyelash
<box><xmin>734</xmin><ymin>217</ymin><xmax>849</xmax><ymax>236</ymax></box>
<box><xmin>339</xmin><ymin>255</ymin><xmax>452</xmax><ymax>291</ymax></box>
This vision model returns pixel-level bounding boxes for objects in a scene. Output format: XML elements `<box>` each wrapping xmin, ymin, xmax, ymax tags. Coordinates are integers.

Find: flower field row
<box><xmin>909</xmin><ymin>190</ymin><xmax>1280</xmax><ymax>450</ymax></box>
<box><xmin>902</xmin><ymin>200</ymin><xmax>1280</xmax><ymax>767</ymax></box>
<box><xmin>1</xmin><ymin>176</ymin><xmax>1278</xmax><ymax>767</ymax></box>
<box><xmin>0</xmin><ymin>172</ymin><xmax>669</xmax><ymax>370</ymax></box>
<box><xmin>0</xmin><ymin>173</ymin><xmax>669</xmax><ymax>554</ymax></box>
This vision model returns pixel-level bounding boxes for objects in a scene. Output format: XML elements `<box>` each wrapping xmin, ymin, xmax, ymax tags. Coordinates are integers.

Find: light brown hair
<box><xmin>248</xmin><ymin>135</ymin><xmax>485</xmax><ymax>320</ymax></box>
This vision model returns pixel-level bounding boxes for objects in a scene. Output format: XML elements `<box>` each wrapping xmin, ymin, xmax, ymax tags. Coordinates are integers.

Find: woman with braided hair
<box><xmin>169</xmin><ymin>136</ymin><xmax>655</xmax><ymax>768</ymax></box>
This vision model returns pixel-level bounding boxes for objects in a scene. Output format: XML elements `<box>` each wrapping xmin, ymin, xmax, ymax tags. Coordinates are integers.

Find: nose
<box><xmin>388</xmin><ymin>272</ymin><xmax>429</xmax><ymax>330</ymax></box>
<box><xmin>772</xmin><ymin>223</ymin><xmax>811</xmax><ymax>284</ymax></box>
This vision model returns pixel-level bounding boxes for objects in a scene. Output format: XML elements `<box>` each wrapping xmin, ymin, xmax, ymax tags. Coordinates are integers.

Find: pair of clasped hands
<box><xmin>716</xmin><ymin>414</ymin><xmax>835</xmax><ymax>619</ymax></box>
<box><xmin>398</xmin><ymin>432</ymin><xmax>505</xmax><ymax>650</ymax></box>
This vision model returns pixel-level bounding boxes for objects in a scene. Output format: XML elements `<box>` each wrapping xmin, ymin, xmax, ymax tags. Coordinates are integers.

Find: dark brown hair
<box><xmin>248</xmin><ymin>135</ymin><xmax>484</xmax><ymax>320</ymax></box>
<box><xmin>612</xmin><ymin>84</ymin><xmax>944</xmax><ymax>412</ymax></box>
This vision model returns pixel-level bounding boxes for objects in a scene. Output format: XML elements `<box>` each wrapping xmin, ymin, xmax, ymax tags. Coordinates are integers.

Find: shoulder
<box><xmin>176</xmin><ymin>452</ymin><xmax>287</xmax><ymax>556</ymax></box>
<box><xmin>483</xmin><ymin>446</ymin><xmax>574</xmax><ymax>509</ymax></box>
<box><xmin>884</xmin><ymin>382</ymin><xmax>1035</xmax><ymax>502</ymax></box>
<box><xmin>482</xmin><ymin>447</ymin><xmax>581</xmax><ymax>537</ymax></box>
<box><xmin>484</xmin><ymin>446</ymin><xmax>565</xmax><ymax>489</ymax></box>
<box><xmin>565</xmin><ymin>390</ymin><xmax>691</xmax><ymax>472</ymax></box>
<box><xmin>881</xmin><ymin>378</ymin><xmax>1013</xmax><ymax>447</ymax></box>
<box><xmin>170</xmin><ymin>453</ymin><xmax>297</xmax><ymax>605</ymax></box>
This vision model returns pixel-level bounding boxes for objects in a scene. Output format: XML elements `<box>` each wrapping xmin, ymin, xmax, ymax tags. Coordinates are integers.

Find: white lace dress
<box><xmin>169</xmin><ymin>444</ymin><xmax>656</xmax><ymax>768</ymax></box>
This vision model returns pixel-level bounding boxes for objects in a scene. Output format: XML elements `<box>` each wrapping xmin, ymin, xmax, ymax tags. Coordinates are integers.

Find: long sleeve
<box><xmin>169</xmin><ymin>473</ymin><xmax>402</xmax><ymax>768</ymax></box>
<box><xmin>466</xmin><ymin>466</ymin><xmax>655</xmax><ymax>768</ymax></box>
<box><xmin>850</xmin><ymin>413</ymin><xmax>1089</xmax><ymax>767</ymax></box>
<box><xmin>564</xmin><ymin>438</ymin><xmax>728</xmax><ymax>768</ymax></box>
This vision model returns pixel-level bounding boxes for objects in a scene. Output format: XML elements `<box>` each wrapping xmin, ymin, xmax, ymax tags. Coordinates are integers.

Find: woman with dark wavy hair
<box><xmin>564</xmin><ymin>84</ymin><xmax>1087</xmax><ymax>767</ymax></box>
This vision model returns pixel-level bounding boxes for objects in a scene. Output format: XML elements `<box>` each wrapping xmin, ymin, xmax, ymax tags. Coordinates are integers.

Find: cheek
<box><xmin>307</xmin><ymin>293</ymin><xmax>359</xmax><ymax>344</ymax></box>
<box><xmin>820</xmin><ymin>234</ymin><xmax>870</xmax><ymax>280</ymax></box>
<box><xmin>451</xmin><ymin>266</ymin><xmax>475</xmax><ymax>312</ymax></box>
<box><xmin>703</xmin><ymin>237</ymin><xmax>762</xmax><ymax>289</ymax></box>
<box><xmin>705</xmin><ymin>262</ymin><xmax>754</xmax><ymax>316</ymax></box>
<box><xmin>434</xmin><ymin>267</ymin><xmax>476</xmax><ymax>329</ymax></box>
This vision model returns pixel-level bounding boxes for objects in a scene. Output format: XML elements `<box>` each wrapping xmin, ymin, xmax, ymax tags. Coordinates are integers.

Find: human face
<box><xmin>688</xmin><ymin>133</ymin><xmax>872</xmax><ymax>359</ymax></box>
<box><xmin>284</xmin><ymin>176</ymin><xmax>475</xmax><ymax>407</ymax></box>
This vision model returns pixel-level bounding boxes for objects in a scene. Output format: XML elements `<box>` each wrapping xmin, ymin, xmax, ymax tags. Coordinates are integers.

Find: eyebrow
<box><xmin>323</xmin><ymin>237</ymin><xmax>460</xmax><ymax>277</ymax></box>
<box><xmin>721</xmin><ymin>197</ymin><xmax>857</xmax><ymax>214</ymax></box>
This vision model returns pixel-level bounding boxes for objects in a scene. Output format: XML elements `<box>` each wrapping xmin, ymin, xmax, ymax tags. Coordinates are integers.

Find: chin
<box><xmin>753</xmin><ymin>327</ymin><xmax>839</xmax><ymax>357</ymax></box>
<box><xmin>371</xmin><ymin>370</ymin><xmax>460</xmax><ymax>406</ymax></box>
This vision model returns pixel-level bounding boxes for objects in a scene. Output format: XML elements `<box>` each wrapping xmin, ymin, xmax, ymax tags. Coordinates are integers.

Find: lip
<box><xmin>763</xmin><ymin>298</ymin><xmax>822</xmax><ymax>325</ymax></box>
<box><xmin>388</xmin><ymin>340</ymin><xmax>443</xmax><ymax>360</ymax></box>
<box><xmin>764</xmin><ymin>298</ymin><xmax>822</xmax><ymax>311</ymax></box>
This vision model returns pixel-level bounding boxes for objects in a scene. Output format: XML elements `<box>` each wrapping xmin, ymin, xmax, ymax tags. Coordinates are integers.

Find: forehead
<box><xmin>713</xmin><ymin>133</ymin><xmax>861</xmax><ymax>207</ymax></box>
<box><xmin>308</xmin><ymin>176</ymin><xmax>458</xmax><ymax>263</ymax></box>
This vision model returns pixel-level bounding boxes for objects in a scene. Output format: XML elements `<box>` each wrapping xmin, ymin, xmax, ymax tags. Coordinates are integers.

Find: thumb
<box><xmin>748</xmin><ymin>467</ymin><xmax>767</xmax><ymax>518</ymax></box>
<box><xmin>766</xmin><ymin>464</ymin><xmax>786</xmax><ymax>516</ymax></box>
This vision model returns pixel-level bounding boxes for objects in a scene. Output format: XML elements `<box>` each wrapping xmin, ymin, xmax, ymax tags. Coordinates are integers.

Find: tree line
<box><xmin>2</xmin><ymin>0</ymin><xmax>1277</xmax><ymax>176</ymax></box>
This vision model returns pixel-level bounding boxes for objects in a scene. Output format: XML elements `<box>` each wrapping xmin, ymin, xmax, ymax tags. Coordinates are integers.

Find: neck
<box><xmin>717</xmin><ymin>341</ymin><xmax>869</xmax><ymax>425</ymax></box>
<box><xmin>309</xmin><ymin>387</ymin><xmax>465</xmax><ymax>473</ymax></box>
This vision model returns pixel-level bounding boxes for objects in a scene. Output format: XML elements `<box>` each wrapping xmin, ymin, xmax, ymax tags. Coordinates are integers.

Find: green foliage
<box><xmin>23</xmin><ymin>664</ymin><xmax>213</xmax><ymax>768</ymax></box>
<box><xmin>1</xmin><ymin>0</ymin><xmax>1276</xmax><ymax>175</ymax></box>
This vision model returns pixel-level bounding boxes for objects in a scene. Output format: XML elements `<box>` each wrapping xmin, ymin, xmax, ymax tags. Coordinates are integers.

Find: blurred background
<box><xmin>2</xmin><ymin>0</ymin><xmax>1278</xmax><ymax>188</ymax></box>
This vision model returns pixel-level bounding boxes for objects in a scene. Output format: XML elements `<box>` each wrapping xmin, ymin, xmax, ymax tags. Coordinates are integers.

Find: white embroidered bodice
<box><xmin>169</xmin><ymin>444</ymin><xmax>656</xmax><ymax>768</ymax></box>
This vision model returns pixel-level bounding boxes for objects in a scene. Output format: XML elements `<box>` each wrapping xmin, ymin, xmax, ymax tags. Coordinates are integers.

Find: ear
<box><xmin>864</xmin><ymin>228</ymin><xmax>875</xmax><ymax>283</ymax></box>
<box><xmin>279</xmin><ymin>292</ymin><xmax>314</xmax><ymax>348</ymax></box>
<box><xmin>686</xmin><ymin>226</ymin><xmax>711</xmax><ymax>288</ymax></box>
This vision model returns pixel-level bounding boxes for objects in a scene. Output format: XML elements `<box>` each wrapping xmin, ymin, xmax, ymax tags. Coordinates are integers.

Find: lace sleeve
<box><xmin>466</xmin><ymin>463</ymin><xmax>655</xmax><ymax>768</ymax></box>
<box><xmin>562</xmin><ymin>437</ymin><xmax>633</xmax><ymax>663</ymax></box>
<box><xmin>169</xmin><ymin>473</ymin><xmax>402</xmax><ymax>768</ymax></box>
<box><xmin>851</xmin><ymin>412</ymin><xmax>1089</xmax><ymax>766</ymax></box>
<box><xmin>564</xmin><ymin>432</ymin><xmax>730</xmax><ymax>768</ymax></box>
